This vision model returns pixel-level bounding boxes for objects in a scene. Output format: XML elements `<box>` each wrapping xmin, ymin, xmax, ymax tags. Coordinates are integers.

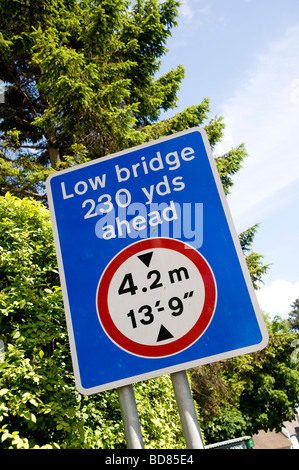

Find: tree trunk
<box><xmin>47</xmin><ymin>129</ymin><xmax>60</xmax><ymax>168</ymax></box>
<box><xmin>48</xmin><ymin>144</ymin><xmax>60</xmax><ymax>168</ymax></box>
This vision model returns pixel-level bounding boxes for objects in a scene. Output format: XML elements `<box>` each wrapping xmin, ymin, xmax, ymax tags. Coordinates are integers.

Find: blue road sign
<box><xmin>46</xmin><ymin>128</ymin><xmax>268</xmax><ymax>395</ymax></box>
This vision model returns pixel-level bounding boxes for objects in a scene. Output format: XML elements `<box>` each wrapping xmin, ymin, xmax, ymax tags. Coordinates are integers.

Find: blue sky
<box><xmin>159</xmin><ymin>0</ymin><xmax>299</xmax><ymax>318</ymax></box>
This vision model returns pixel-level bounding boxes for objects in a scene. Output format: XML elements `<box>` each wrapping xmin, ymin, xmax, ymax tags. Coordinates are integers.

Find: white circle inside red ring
<box><xmin>108</xmin><ymin>247</ymin><xmax>205</xmax><ymax>346</ymax></box>
<box><xmin>96</xmin><ymin>238</ymin><xmax>217</xmax><ymax>358</ymax></box>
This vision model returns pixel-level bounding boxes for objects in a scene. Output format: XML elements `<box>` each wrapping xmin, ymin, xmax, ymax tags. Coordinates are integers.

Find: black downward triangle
<box><xmin>157</xmin><ymin>324</ymin><xmax>174</xmax><ymax>342</ymax></box>
<box><xmin>138</xmin><ymin>251</ymin><xmax>153</xmax><ymax>268</ymax></box>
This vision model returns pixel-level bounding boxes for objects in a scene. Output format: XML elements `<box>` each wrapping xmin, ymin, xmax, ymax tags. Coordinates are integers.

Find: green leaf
<box><xmin>1</xmin><ymin>432</ymin><xmax>10</xmax><ymax>442</ymax></box>
<box><xmin>29</xmin><ymin>398</ymin><xmax>39</xmax><ymax>407</ymax></box>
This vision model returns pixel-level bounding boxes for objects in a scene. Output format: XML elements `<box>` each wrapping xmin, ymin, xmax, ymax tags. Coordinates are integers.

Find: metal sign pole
<box><xmin>117</xmin><ymin>384</ymin><xmax>144</xmax><ymax>449</ymax></box>
<box><xmin>171</xmin><ymin>370</ymin><xmax>205</xmax><ymax>449</ymax></box>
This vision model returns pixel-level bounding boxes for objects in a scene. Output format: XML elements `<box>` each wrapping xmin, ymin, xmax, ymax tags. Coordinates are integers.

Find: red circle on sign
<box><xmin>96</xmin><ymin>238</ymin><xmax>217</xmax><ymax>358</ymax></box>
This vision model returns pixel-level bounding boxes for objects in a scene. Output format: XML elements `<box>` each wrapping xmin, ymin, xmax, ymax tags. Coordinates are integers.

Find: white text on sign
<box><xmin>59</xmin><ymin>145</ymin><xmax>202</xmax><ymax>246</ymax></box>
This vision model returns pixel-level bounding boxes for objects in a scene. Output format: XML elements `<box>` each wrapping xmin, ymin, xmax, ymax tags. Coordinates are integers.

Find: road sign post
<box><xmin>171</xmin><ymin>370</ymin><xmax>204</xmax><ymax>449</ymax></box>
<box><xmin>46</xmin><ymin>127</ymin><xmax>268</xmax><ymax>447</ymax></box>
<box><xmin>117</xmin><ymin>384</ymin><xmax>144</xmax><ymax>449</ymax></box>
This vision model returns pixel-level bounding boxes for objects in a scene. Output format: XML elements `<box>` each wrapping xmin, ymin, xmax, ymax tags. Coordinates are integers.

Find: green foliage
<box><xmin>191</xmin><ymin>319</ymin><xmax>299</xmax><ymax>444</ymax></box>
<box><xmin>0</xmin><ymin>0</ymin><xmax>184</xmax><ymax>160</ymax></box>
<box><xmin>238</xmin><ymin>224</ymin><xmax>270</xmax><ymax>289</ymax></box>
<box><xmin>244</xmin><ymin>251</ymin><xmax>270</xmax><ymax>290</ymax></box>
<box><xmin>0</xmin><ymin>193</ymin><xmax>185</xmax><ymax>449</ymax></box>
<box><xmin>288</xmin><ymin>299</ymin><xmax>299</xmax><ymax>331</ymax></box>
<box><xmin>215</xmin><ymin>143</ymin><xmax>247</xmax><ymax>196</ymax></box>
<box><xmin>134</xmin><ymin>377</ymin><xmax>185</xmax><ymax>448</ymax></box>
<box><xmin>264</xmin><ymin>313</ymin><xmax>291</xmax><ymax>335</ymax></box>
<box><xmin>0</xmin><ymin>0</ymin><xmax>225</xmax><ymax>200</ymax></box>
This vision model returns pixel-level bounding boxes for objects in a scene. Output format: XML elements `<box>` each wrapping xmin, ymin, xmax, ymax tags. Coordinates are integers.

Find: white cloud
<box><xmin>180</xmin><ymin>0</ymin><xmax>193</xmax><ymax>21</ymax></box>
<box><xmin>216</xmin><ymin>23</ymin><xmax>299</xmax><ymax>229</ymax></box>
<box><xmin>179</xmin><ymin>0</ymin><xmax>210</xmax><ymax>24</ymax></box>
<box><xmin>256</xmin><ymin>280</ymin><xmax>299</xmax><ymax>318</ymax></box>
<box><xmin>290</xmin><ymin>78</ymin><xmax>299</xmax><ymax>103</ymax></box>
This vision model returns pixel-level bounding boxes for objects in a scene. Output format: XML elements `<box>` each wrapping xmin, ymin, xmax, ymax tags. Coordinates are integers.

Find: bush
<box><xmin>0</xmin><ymin>193</ymin><xmax>185</xmax><ymax>448</ymax></box>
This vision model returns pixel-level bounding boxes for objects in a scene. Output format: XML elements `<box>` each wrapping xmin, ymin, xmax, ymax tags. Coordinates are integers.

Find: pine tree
<box><xmin>0</xmin><ymin>0</ymin><xmax>268</xmax><ymax>286</ymax></box>
<box><xmin>288</xmin><ymin>299</ymin><xmax>299</xmax><ymax>331</ymax></box>
<box><xmin>239</xmin><ymin>224</ymin><xmax>270</xmax><ymax>289</ymax></box>
<box><xmin>0</xmin><ymin>0</ymin><xmax>224</xmax><ymax>200</ymax></box>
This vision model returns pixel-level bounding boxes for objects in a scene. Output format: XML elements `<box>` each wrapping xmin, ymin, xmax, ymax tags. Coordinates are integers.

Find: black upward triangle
<box><xmin>157</xmin><ymin>324</ymin><xmax>174</xmax><ymax>342</ymax></box>
<box><xmin>138</xmin><ymin>251</ymin><xmax>153</xmax><ymax>268</ymax></box>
